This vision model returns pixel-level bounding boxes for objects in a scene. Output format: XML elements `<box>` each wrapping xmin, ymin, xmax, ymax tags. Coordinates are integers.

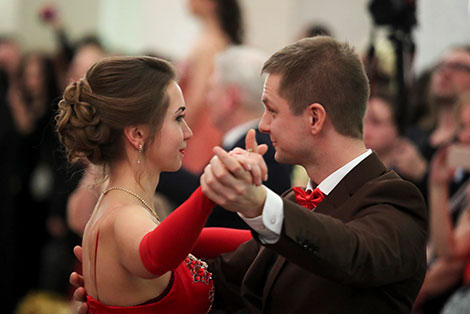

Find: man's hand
<box><xmin>201</xmin><ymin>129</ymin><xmax>268</xmax><ymax>218</ymax></box>
<box><xmin>69</xmin><ymin>245</ymin><xmax>89</xmax><ymax>314</ymax></box>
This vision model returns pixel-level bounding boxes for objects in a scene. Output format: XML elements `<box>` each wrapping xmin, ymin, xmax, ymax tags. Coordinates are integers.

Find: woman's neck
<box><xmin>107</xmin><ymin>161</ymin><xmax>160</xmax><ymax>209</ymax></box>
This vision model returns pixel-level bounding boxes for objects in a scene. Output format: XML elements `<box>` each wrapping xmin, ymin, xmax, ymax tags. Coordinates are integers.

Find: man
<box><xmin>72</xmin><ymin>37</ymin><xmax>427</xmax><ymax>313</ymax></box>
<box><xmin>201</xmin><ymin>36</ymin><xmax>427</xmax><ymax>313</ymax></box>
<box><xmin>157</xmin><ymin>46</ymin><xmax>292</xmax><ymax>229</ymax></box>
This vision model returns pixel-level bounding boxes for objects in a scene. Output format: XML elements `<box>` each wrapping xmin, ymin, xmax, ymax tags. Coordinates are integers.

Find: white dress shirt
<box><xmin>241</xmin><ymin>149</ymin><xmax>372</xmax><ymax>243</ymax></box>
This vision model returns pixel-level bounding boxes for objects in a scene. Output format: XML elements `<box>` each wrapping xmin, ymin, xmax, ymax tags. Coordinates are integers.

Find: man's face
<box><xmin>259</xmin><ymin>74</ymin><xmax>310</xmax><ymax>165</ymax></box>
<box><xmin>431</xmin><ymin>49</ymin><xmax>470</xmax><ymax>100</ymax></box>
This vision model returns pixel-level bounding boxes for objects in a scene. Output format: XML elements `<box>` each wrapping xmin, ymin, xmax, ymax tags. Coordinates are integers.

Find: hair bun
<box><xmin>56</xmin><ymin>78</ymin><xmax>111</xmax><ymax>164</ymax></box>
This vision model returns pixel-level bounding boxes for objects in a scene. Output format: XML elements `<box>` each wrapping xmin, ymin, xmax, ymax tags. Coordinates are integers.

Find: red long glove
<box><xmin>139</xmin><ymin>187</ymin><xmax>215</xmax><ymax>276</ymax></box>
<box><xmin>192</xmin><ymin>227</ymin><xmax>252</xmax><ymax>259</ymax></box>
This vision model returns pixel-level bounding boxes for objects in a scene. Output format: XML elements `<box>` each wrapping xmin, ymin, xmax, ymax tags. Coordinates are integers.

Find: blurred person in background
<box><xmin>364</xmin><ymin>90</ymin><xmax>427</xmax><ymax>187</ymax></box>
<box><xmin>158</xmin><ymin>46</ymin><xmax>292</xmax><ymax>229</ymax></box>
<box><xmin>0</xmin><ymin>36</ymin><xmax>23</xmax><ymax>314</ymax></box>
<box><xmin>5</xmin><ymin>51</ymin><xmax>66</xmax><ymax>311</ymax></box>
<box><xmin>414</xmin><ymin>92</ymin><xmax>470</xmax><ymax>314</ymax></box>
<box><xmin>39</xmin><ymin>3</ymin><xmax>105</xmax><ymax>91</ymax></box>
<box><xmin>179</xmin><ymin>0</ymin><xmax>244</xmax><ymax>174</ymax></box>
<box><xmin>411</xmin><ymin>46</ymin><xmax>470</xmax><ymax>162</ymax></box>
<box><xmin>0</xmin><ymin>37</ymin><xmax>22</xmax><ymax>87</ymax></box>
<box><xmin>66</xmin><ymin>40</ymin><xmax>105</xmax><ymax>85</ymax></box>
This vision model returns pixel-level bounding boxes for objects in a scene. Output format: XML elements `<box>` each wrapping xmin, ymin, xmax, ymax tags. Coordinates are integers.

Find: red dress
<box><xmin>85</xmin><ymin>187</ymin><xmax>251</xmax><ymax>313</ymax></box>
<box><xmin>87</xmin><ymin>254</ymin><xmax>214</xmax><ymax>314</ymax></box>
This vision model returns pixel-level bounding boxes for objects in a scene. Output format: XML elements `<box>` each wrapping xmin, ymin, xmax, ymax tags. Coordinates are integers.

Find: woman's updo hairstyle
<box><xmin>55</xmin><ymin>56</ymin><xmax>176</xmax><ymax>168</ymax></box>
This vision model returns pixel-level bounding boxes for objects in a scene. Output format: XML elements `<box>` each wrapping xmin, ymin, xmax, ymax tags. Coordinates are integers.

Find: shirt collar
<box><xmin>306</xmin><ymin>149</ymin><xmax>372</xmax><ymax>195</ymax></box>
<box><xmin>222</xmin><ymin>119</ymin><xmax>259</xmax><ymax>149</ymax></box>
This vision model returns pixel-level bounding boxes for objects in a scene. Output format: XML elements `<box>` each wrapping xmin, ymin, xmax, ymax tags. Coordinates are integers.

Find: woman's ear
<box><xmin>123</xmin><ymin>125</ymin><xmax>146</xmax><ymax>150</ymax></box>
<box><xmin>307</xmin><ymin>103</ymin><xmax>327</xmax><ymax>135</ymax></box>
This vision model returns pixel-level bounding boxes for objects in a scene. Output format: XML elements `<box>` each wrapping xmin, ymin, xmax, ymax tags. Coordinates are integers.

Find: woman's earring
<box><xmin>137</xmin><ymin>144</ymin><xmax>143</xmax><ymax>164</ymax></box>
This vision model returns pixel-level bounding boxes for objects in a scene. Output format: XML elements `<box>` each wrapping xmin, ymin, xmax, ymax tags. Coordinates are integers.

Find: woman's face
<box><xmin>458</xmin><ymin>103</ymin><xmax>470</xmax><ymax>145</ymax></box>
<box><xmin>147</xmin><ymin>81</ymin><xmax>193</xmax><ymax>172</ymax></box>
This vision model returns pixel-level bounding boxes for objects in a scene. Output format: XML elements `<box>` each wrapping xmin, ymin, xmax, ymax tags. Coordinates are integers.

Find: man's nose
<box><xmin>258</xmin><ymin>113</ymin><xmax>270</xmax><ymax>134</ymax></box>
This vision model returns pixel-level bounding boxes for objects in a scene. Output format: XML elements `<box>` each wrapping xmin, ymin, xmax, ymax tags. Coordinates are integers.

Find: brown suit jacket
<box><xmin>210</xmin><ymin>153</ymin><xmax>428</xmax><ymax>314</ymax></box>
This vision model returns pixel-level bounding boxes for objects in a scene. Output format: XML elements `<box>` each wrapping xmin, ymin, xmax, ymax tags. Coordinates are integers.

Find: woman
<box><xmin>179</xmin><ymin>0</ymin><xmax>243</xmax><ymax>174</ymax></box>
<box><xmin>55</xmin><ymin>56</ymin><xmax>254</xmax><ymax>313</ymax></box>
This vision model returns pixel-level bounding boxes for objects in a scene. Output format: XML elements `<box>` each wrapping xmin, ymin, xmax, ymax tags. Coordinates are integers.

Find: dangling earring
<box><xmin>137</xmin><ymin>144</ymin><xmax>143</xmax><ymax>164</ymax></box>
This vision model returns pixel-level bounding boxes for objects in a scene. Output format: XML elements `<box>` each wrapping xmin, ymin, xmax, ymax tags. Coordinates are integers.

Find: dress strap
<box><xmin>90</xmin><ymin>192</ymin><xmax>107</xmax><ymax>302</ymax></box>
<box><xmin>93</xmin><ymin>229</ymin><xmax>101</xmax><ymax>301</ymax></box>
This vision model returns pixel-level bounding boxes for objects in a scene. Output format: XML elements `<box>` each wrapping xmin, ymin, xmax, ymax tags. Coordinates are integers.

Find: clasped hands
<box><xmin>201</xmin><ymin>129</ymin><xmax>269</xmax><ymax>218</ymax></box>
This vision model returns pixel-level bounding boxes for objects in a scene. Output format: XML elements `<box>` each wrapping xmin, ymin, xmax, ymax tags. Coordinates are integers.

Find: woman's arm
<box><xmin>137</xmin><ymin>187</ymin><xmax>215</xmax><ymax>276</ymax></box>
<box><xmin>191</xmin><ymin>227</ymin><xmax>252</xmax><ymax>259</ymax></box>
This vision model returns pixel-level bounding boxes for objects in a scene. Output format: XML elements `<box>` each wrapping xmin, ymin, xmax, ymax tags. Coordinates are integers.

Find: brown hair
<box><xmin>370</xmin><ymin>87</ymin><xmax>399</xmax><ymax>126</ymax></box>
<box><xmin>262</xmin><ymin>36</ymin><xmax>370</xmax><ymax>139</ymax></box>
<box><xmin>455</xmin><ymin>91</ymin><xmax>470</xmax><ymax>118</ymax></box>
<box><xmin>55</xmin><ymin>56</ymin><xmax>176</xmax><ymax>168</ymax></box>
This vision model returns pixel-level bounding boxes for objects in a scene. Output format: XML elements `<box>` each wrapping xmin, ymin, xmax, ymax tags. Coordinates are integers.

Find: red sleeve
<box><xmin>139</xmin><ymin>186</ymin><xmax>215</xmax><ymax>276</ymax></box>
<box><xmin>191</xmin><ymin>227</ymin><xmax>252</xmax><ymax>259</ymax></box>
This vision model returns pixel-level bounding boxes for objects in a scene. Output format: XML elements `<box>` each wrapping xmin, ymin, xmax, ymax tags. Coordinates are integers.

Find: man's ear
<box><xmin>307</xmin><ymin>103</ymin><xmax>327</xmax><ymax>135</ymax></box>
<box><xmin>123</xmin><ymin>125</ymin><xmax>146</xmax><ymax>150</ymax></box>
<box><xmin>225</xmin><ymin>85</ymin><xmax>241</xmax><ymax>111</ymax></box>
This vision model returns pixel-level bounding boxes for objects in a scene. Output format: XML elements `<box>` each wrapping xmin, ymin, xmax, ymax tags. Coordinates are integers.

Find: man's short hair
<box><xmin>262</xmin><ymin>36</ymin><xmax>370</xmax><ymax>139</ymax></box>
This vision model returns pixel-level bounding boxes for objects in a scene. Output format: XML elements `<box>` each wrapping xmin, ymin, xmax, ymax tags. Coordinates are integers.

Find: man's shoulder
<box><xmin>355</xmin><ymin>169</ymin><xmax>426</xmax><ymax>216</ymax></box>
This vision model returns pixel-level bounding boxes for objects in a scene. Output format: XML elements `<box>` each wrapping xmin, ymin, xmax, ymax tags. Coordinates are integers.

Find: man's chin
<box><xmin>274</xmin><ymin>152</ymin><xmax>292</xmax><ymax>164</ymax></box>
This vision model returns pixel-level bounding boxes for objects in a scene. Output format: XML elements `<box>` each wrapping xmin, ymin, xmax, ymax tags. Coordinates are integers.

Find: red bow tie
<box><xmin>293</xmin><ymin>187</ymin><xmax>325</xmax><ymax>210</ymax></box>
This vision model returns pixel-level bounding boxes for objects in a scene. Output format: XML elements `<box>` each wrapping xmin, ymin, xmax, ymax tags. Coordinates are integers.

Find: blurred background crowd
<box><xmin>2</xmin><ymin>0</ymin><xmax>470</xmax><ymax>313</ymax></box>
